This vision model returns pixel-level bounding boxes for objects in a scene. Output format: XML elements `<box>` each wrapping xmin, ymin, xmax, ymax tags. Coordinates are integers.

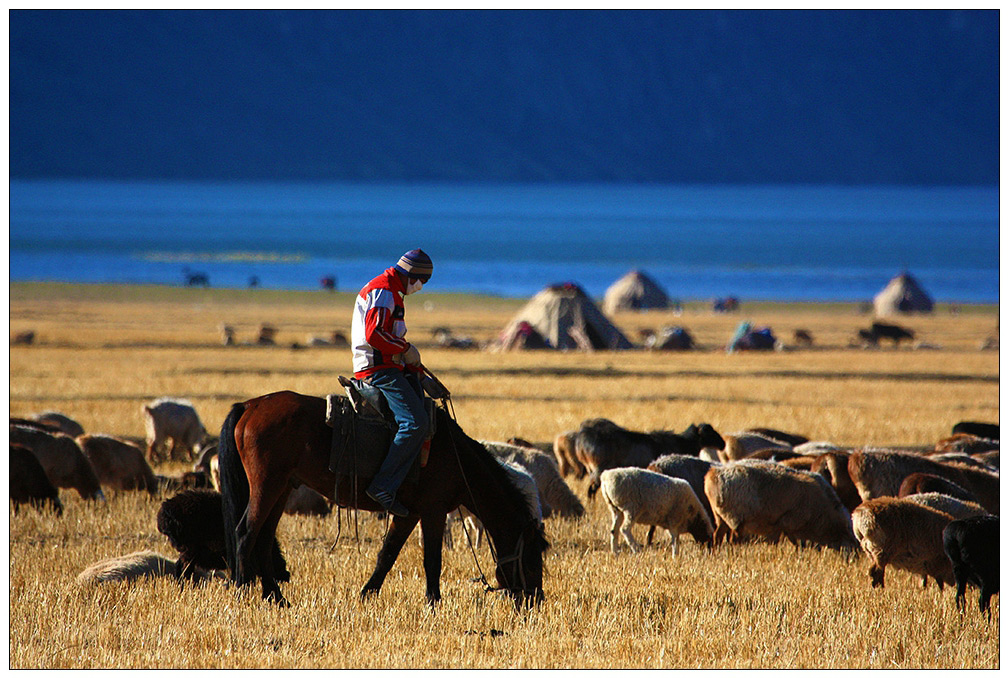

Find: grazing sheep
<box><xmin>10</xmin><ymin>443</ymin><xmax>63</xmax><ymax>515</ymax></box>
<box><xmin>575</xmin><ymin>418</ymin><xmax>725</xmax><ymax>499</ymax></box>
<box><xmin>156</xmin><ymin>489</ymin><xmax>290</xmax><ymax>582</ymax></box>
<box><xmin>851</xmin><ymin>497</ymin><xmax>955</xmax><ymax>590</ymax></box>
<box><xmin>703</xmin><ymin>460</ymin><xmax>858</xmax><ymax>552</ymax></box>
<box><xmin>600</xmin><ymin>467</ymin><xmax>713</xmax><ymax>554</ymax></box>
<box><xmin>456</xmin><ymin>459</ymin><xmax>544</xmax><ymax>550</ymax></box>
<box><xmin>848</xmin><ymin>449</ymin><xmax>999</xmax><ymax>514</ymax></box>
<box><xmin>143</xmin><ymin>397</ymin><xmax>207</xmax><ymax>463</ymax></box>
<box><xmin>31</xmin><ymin>411</ymin><xmax>85</xmax><ymax>437</ymax></box>
<box><xmin>902</xmin><ymin>493</ymin><xmax>988</xmax><ymax>520</ymax></box>
<box><xmin>284</xmin><ymin>485</ymin><xmax>332</xmax><ymax>516</ymax></box>
<box><xmin>9</xmin><ymin>425</ymin><xmax>105</xmax><ymax>500</ymax></box>
<box><xmin>482</xmin><ymin>440</ymin><xmax>585</xmax><ymax>519</ymax></box>
<box><xmin>721</xmin><ymin>432</ymin><xmax>792</xmax><ymax>462</ymax></box>
<box><xmin>76</xmin><ymin>433</ymin><xmax>159</xmax><ymax>494</ymax></box>
<box><xmin>551</xmin><ymin>430</ymin><xmax>585</xmax><ymax>478</ymax></box>
<box><xmin>943</xmin><ymin>515</ymin><xmax>1000</xmax><ymax>616</ymax></box>
<box><xmin>646</xmin><ymin>453</ymin><xmax>718</xmax><ymax>523</ymax></box>
<box><xmin>809</xmin><ymin>451</ymin><xmax>861</xmax><ymax>512</ymax></box>
<box><xmin>897</xmin><ymin>473</ymin><xmax>979</xmax><ymax>505</ymax></box>
<box><xmin>745</xmin><ymin>428</ymin><xmax>809</xmax><ymax>447</ymax></box>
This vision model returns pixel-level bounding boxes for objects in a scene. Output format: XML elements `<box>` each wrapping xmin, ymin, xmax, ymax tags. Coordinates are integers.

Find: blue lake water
<box><xmin>8</xmin><ymin>180</ymin><xmax>1000</xmax><ymax>303</ymax></box>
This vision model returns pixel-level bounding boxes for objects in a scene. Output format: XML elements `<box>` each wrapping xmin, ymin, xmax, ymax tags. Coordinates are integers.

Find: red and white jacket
<box><xmin>351</xmin><ymin>267</ymin><xmax>418</xmax><ymax>379</ymax></box>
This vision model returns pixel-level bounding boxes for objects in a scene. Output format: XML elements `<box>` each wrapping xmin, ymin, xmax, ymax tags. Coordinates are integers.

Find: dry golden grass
<box><xmin>9</xmin><ymin>283</ymin><xmax>1000</xmax><ymax>669</ymax></box>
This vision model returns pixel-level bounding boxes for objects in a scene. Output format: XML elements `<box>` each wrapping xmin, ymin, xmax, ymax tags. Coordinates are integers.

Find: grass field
<box><xmin>8</xmin><ymin>283</ymin><xmax>1000</xmax><ymax>668</ymax></box>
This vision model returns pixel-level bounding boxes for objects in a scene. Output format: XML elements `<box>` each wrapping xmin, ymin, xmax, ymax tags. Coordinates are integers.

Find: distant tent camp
<box><xmin>602</xmin><ymin>270</ymin><xmax>671</xmax><ymax>315</ymax></box>
<box><xmin>873</xmin><ymin>273</ymin><xmax>934</xmax><ymax>316</ymax></box>
<box><xmin>494</xmin><ymin>283</ymin><xmax>633</xmax><ymax>351</ymax></box>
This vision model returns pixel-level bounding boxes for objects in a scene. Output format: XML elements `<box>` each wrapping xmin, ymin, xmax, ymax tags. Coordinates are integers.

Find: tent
<box><xmin>494</xmin><ymin>283</ymin><xmax>633</xmax><ymax>351</ymax></box>
<box><xmin>601</xmin><ymin>270</ymin><xmax>671</xmax><ymax>315</ymax></box>
<box><xmin>873</xmin><ymin>273</ymin><xmax>934</xmax><ymax>316</ymax></box>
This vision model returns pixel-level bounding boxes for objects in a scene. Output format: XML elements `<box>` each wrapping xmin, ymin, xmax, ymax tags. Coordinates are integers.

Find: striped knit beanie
<box><xmin>393</xmin><ymin>248</ymin><xmax>433</xmax><ymax>282</ymax></box>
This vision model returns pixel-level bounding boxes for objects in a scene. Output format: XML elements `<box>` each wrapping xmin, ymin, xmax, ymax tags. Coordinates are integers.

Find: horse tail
<box><xmin>218</xmin><ymin>402</ymin><xmax>248</xmax><ymax>582</ymax></box>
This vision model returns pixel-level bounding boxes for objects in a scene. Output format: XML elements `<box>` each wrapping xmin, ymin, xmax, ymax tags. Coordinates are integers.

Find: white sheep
<box><xmin>480</xmin><ymin>440</ymin><xmax>585</xmax><ymax>519</ymax></box>
<box><xmin>599</xmin><ymin>467</ymin><xmax>714</xmax><ymax>555</ymax></box>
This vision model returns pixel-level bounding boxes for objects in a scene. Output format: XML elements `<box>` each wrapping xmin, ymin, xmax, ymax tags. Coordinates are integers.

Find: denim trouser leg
<box><xmin>366</xmin><ymin>368</ymin><xmax>429</xmax><ymax>498</ymax></box>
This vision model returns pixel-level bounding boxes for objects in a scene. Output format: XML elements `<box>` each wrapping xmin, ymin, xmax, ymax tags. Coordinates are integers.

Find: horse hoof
<box><xmin>360</xmin><ymin>587</ymin><xmax>379</xmax><ymax>601</ymax></box>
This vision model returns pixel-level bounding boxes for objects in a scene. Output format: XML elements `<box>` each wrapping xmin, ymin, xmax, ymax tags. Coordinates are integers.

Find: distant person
<box><xmin>350</xmin><ymin>249</ymin><xmax>433</xmax><ymax>517</ymax></box>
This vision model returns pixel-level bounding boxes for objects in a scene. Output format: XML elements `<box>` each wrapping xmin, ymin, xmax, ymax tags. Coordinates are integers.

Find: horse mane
<box><xmin>437</xmin><ymin>408</ymin><xmax>544</xmax><ymax>538</ymax></box>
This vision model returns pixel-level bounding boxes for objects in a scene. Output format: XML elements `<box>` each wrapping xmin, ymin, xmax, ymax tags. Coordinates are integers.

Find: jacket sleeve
<box><xmin>362</xmin><ymin>305</ymin><xmax>409</xmax><ymax>356</ymax></box>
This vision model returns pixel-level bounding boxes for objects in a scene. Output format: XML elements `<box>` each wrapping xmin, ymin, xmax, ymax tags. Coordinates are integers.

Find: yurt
<box><xmin>494</xmin><ymin>283</ymin><xmax>633</xmax><ymax>351</ymax></box>
<box><xmin>602</xmin><ymin>270</ymin><xmax>671</xmax><ymax>315</ymax></box>
<box><xmin>873</xmin><ymin>273</ymin><xmax>934</xmax><ymax>316</ymax></box>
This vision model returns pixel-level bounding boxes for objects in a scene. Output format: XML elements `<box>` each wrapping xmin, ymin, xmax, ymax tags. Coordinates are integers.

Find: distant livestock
<box><xmin>10</xmin><ymin>443</ymin><xmax>63</xmax><ymax>515</ymax></box>
<box><xmin>9</xmin><ymin>425</ymin><xmax>105</xmax><ymax>500</ymax></box>
<box><xmin>857</xmin><ymin>321</ymin><xmax>915</xmax><ymax>347</ymax></box>
<box><xmin>851</xmin><ymin>497</ymin><xmax>955</xmax><ymax>590</ymax></box>
<box><xmin>600</xmin><ymin>468</ymin><xmax>713</xmax><ymax>554</ymax></box>
<box><xmin>848</xmin><ymin>449</ymin><xmax>999</xmax><ymax>514</ymax></box>
<box><xmin>575</xmin><ymin>418</ymin><xmax>725</xmax><ymax>498</ymax></box>
<box><xmin>943</xmin><ymin>515</ymin><xmax>1000</xmax><ymax>616</ymax></box>
<box><xmin>482</xmin><ymin>440</ymin><xmax>585</xmax><ymax>519</ymax></box>
<box><xmin>31</xmin><ymin>412</ymin><xmax>85</xmax><ymax>437</ymax></box>
<box><xmin>143</xmin><ymin>398</ymin><xmax>207</xmax><ymax>463</ymax></box>
<box><xmin>76</xmin><ymin>434</ymin><xmax>159</xmax><ymax>494</ymax></box>
<box><xmin>156</xmin><ymin>489</ymin><xmax>290</xmax><ymax>582</ymax></box>
<box><xmin>703</xmin><ymin>460</ymin><xmax>858</xmax><ymax>552</ymax></box>
<box><xmin>897</xmin><ymin>473</ymin><xmax>979</xmax><ymax>505</ymax></box>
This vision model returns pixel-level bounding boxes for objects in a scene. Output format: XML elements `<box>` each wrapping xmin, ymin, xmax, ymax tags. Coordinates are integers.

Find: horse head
<box><xmin>494</xmin><ymin>519</ymin><xmax>549</xmax><ymax>608</ymax></box>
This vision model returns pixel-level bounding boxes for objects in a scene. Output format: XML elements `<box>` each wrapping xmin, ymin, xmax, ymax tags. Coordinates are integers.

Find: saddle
<box><xmin>324</xmin><ymin>376</ymin><xmax>438</xmax><ymax>489</ymax></box>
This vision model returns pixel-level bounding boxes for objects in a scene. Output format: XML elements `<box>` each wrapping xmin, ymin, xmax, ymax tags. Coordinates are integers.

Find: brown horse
<box><xmin>218</xmin><ymin>390</ymin><xmax>548</xmax><ymax>607</ymax></box>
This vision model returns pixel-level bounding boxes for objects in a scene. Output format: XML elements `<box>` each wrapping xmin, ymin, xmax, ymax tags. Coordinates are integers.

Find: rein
<box><xmin>440</xmin><ymin>393</ymin><xmax>527</xmax><ymax>597</ymax></box>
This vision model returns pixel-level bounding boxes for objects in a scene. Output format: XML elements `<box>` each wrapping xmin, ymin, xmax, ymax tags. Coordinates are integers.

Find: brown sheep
<box><xmin>142</xmin><ymin>397</ymin><xmax>208</xmax><ymax>463</ymax></box>
<box><xmin>933</xmin><ymin>433</ymin><xmax>999</xmax><ymax>456</ymax></box>
<box><xmin>809</xmin><ymin>450</ymin><xmax>860</xmax><ymax>512</ymax></box>
<box><xmin>552</xmin><ymin>430</ymin><xmax>585</xmax><ymax>478</ymax></box>
<box><xmin>10</xmin><ymin>443</ymin><xmax>63</xmax><ymax>515</ymax></box>
<box><xmin>896</xmin><ymin>473</ymin><xmax>979</xmax><ymax>505</ymax></box>
<box><xmin>720</xmin><ymin>432</ymin><xmax>792</xmax><ymax>462</ymax></box>
<box><xmin>703</xmin><ymin>460</ymin><xmax>858</xmax><ymax>552</ymax></box>
<box><xmin>76</xmin><ymin>434</ymin><xmax>159</xmax><ymax>494</ymax></box>
<box><xmin>9</xmin><ymin>425</ymin><xmax>104</xmax><ymax>500</ymax></box>
<box><xmin>31</xmin><ymin>411</ymin><xmax>85</xmax><ymax>437</ymax></box>
<box><xmin>848</xmin><ymin>449</ymin><xmax>999</xmax><ymax>514</ymax></box>
<box><xmin>851</xmin><ymin>497</ymin><xmax>956</xmax><ymax>590</ymax></box>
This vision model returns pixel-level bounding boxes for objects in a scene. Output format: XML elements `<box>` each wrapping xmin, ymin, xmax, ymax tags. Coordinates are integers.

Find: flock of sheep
<box><xmin>8</xmin><ymin>397</ymin><xmax>1001</xmax><ymax>618</ymax></box>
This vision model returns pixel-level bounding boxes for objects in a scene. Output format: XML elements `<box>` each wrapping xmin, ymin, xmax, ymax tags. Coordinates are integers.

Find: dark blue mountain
<box><xmin>9</xmin><ymin>10</ymin><xmax>999</xmax><ymax>185</ymax></box>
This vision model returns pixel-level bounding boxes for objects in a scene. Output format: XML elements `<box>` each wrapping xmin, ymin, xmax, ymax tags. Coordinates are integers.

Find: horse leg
<box><xmin>420</xmin><ymin>512</ymin><xmax>448</xmax><ymax>605</ymax></box>
<box><xmin>235</xmin><ymin>477</ymin><xmax>289</xmax><ymax>593</ymax></box>
<box><xmin>254</xmin><ymin>487</ymin><xmax>291</xmax><ymax>606</ymax></box>
<box><xmin>360</xmin><ymin>514</ymin><xmax>420</xmax><ymax>601</ymax></box>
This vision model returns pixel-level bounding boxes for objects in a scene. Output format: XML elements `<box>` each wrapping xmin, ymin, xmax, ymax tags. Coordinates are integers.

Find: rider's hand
<box><xmin>402</xmin><ymin>343</ymin><xmax>422</xmax><ymax>367</ymax></box>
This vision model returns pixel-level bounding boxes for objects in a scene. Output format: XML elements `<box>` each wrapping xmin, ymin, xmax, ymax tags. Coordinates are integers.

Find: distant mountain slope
<box><xmin>9</xmin><ymin>10</ymin><xmax>999</xmax><ymax>184</ymax></box>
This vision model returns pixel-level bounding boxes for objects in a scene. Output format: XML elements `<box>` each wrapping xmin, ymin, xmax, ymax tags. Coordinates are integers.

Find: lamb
<box><xmin>10</xmin><ymin>443</ymin><xmax>63</xmax><ymax>515</ymax></box>
<box><xmin>143</xmin><ymin>397</ymin><xmax>208</xmax><ymax>463</ymax></box>
<box><xmin>599</xmin><ymin>467</ymin><xmax>713</xmax><ymax>555</ymax></box>
<box><xmin>481</xmin><ymin>440</ymin><xmax>585</xmax><ymax>518</ymax></box>
<box><xmin>551</xmin><ymin>429</ymin><xmax>586</xmax><ymax>478</ymax></box>
<box><xmin>156</xmin><ymin>489</ymin><xmax>289</xmax><ymax>582</ymax></box>
<box><xmin>575</xmin><ymin>418</ymin><xmax>725</xmax><ymax>498</ymax></box>
<box><xmin>703</xmin><ymin>460</ymin><xmax>858</xmax><ymax>552</ymax></box>
<box><xmin>9</xmin><ymin>424</ymin><xmax>105</xmax><ymax>500</ymax></box>
<box><xmin>76</xmin><ymin>433</ymin><xmax>159</xmax><ymax>494</ymax></box>
<box><xmin>76</xmin><ymin>550</ymin><xmax>220</xmax><ymax>586</ymax></box>
<box><xmin>943</xmin><ymin>515</ymin><xmax>1000</xmax><ymax>616</ymax></box>
<box><xmin>851</xmin><ymin>496</ymin><xmax>955</xmax><ymax>590</ymax></box>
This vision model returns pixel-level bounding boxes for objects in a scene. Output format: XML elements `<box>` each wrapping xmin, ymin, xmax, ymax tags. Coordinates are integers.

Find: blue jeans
<box><xmin>365</xmin><ymin>368</ymin><xmax>430</xmax><ymax>499</ymax></box>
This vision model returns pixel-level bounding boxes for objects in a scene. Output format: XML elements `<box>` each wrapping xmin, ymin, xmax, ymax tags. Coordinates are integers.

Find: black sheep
<box><xmin>951</xmin><ymin>421</ymin><xmax>999</xmax><ymax>441</ymax></box>
<box><xmin>157</xmin><ymin>489</ymin><xmax>289</xmax><ymax>583</ymax></box>
<box><xmin>10</xmin><ymin>443</ymin><xmax>63</xmax><ymax>516</ymax></box>
<box><xmin>943</xmin><ymin>515</ymin><xmax>999</xmax><ymax>617</ymax></box>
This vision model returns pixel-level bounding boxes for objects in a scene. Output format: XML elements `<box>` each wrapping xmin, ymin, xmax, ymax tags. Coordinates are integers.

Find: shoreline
<box><xmin>8</xmin><ymin>281</ymin><xmax>999</xmax><ymax>314</ymax></box>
